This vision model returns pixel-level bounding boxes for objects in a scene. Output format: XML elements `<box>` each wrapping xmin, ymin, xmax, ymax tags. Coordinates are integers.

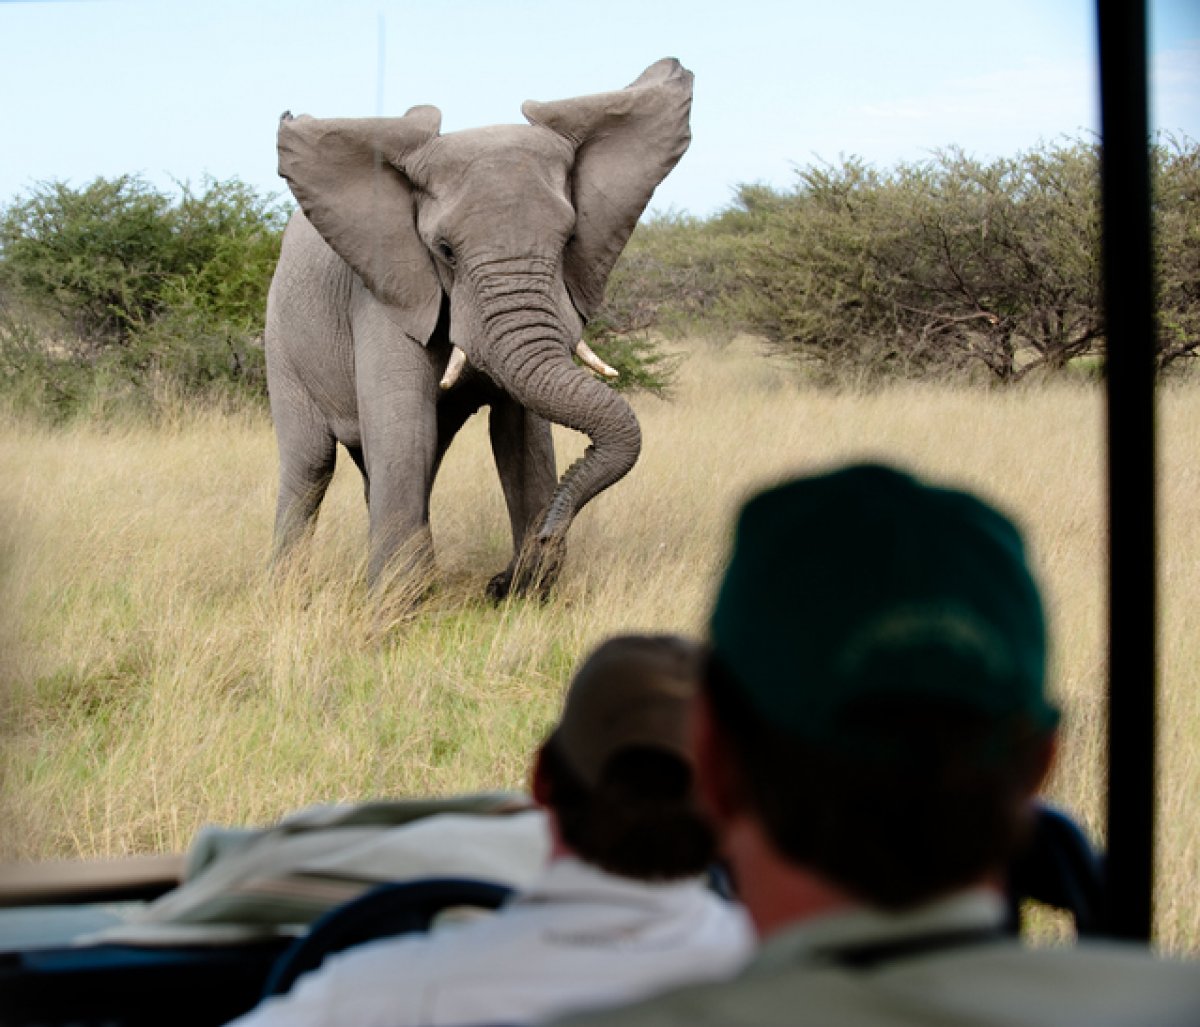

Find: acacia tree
<box><xmin>1153</xmin><ymin>136</ymin><xmax>1200</xmax><ymax>371</ymax></box>
<box><xmin>883</xmin><ymin>144</ymin><xmax>1102</xmax><ymax>380</ymax></box>
<box><xmin>720</xmin><ymin>142</ymin><xmax>1112</xmax><ymax>383</ymax></box>
<box><xmin>716</xmin><ymin>163</ymin><xmax>952</xmax><ymax>382</ymax></box>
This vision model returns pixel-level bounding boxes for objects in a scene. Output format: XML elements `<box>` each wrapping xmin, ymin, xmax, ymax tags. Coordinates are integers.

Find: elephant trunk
<box><xmin>467</xmin><ymin>265</ymin><xmax>641</xmax><ymax>542</ymax></box>
<box><xmin>502</xmin><ymin>344</ymin><xmax>642</xmax><ymax>543</ymax></box>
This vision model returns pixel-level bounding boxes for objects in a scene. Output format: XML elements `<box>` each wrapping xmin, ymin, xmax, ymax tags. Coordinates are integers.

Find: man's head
<box><xmin>534</xmin><ymin>634</ymin><xmax>717</xmax><ymax>881</ymax></box>
<box><xmin>699</xmin><ymin>464</ymin><xmax>1059</xmax><ymax>909</ymax></box>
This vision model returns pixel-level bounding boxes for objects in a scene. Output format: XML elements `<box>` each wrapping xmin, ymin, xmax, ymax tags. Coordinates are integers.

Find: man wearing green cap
<box><xmin>557</xmin><ymin>464</ymin><xmax>1200</xmax><ymax>1026</ymax></box>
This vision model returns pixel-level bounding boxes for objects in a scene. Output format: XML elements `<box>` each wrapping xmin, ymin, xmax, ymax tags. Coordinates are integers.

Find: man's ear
<box><xmin>692</xmin><ymin>689</ymin><xmax>744</xmax><ymax>827</ymax></box>
<box><xmin>530</xmin><ymin>745</ymin><xmax>553</xmax><ymax>807</ymax></box>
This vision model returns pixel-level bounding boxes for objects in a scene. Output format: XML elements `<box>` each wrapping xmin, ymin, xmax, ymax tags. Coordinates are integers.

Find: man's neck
<box><xmin>722</xmin><ymin>818</ymin><xmax>859</xmax><ymax>940</ymax></box>
<box><xmin>724</xmin><ymin>818</ymin><xmax>1006</xmax><ymax>940</ymax></box>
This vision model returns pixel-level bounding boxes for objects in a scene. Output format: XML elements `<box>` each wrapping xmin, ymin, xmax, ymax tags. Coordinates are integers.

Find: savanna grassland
<box><xmin>1</xmin><ymin>340</ymin><xmax>1197</xmax><ymax>951</ymax></box>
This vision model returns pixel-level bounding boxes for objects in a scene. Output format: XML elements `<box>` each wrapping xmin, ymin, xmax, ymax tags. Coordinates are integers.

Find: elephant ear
<box><xmin>277</xmin><ymin>106</ymin><xmax>444</xmax><ymax>346</ymax></box>
<box><xmin>522</xmin><ymin>58</ymin><xmax>693</xmax><ymax>319</ymax></box>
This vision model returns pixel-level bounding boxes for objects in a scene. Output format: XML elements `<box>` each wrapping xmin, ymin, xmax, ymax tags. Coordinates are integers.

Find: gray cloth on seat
<box><xmin>76</xmin><ymin>793</ymin><xmax>547</xmax><ymax>948</ymax></box>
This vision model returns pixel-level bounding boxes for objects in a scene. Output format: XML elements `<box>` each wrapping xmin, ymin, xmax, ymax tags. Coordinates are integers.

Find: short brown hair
<box><xmin>538</xmin><ymin>737</ymin><xmax>717</xmax><ymax>881</ymax></box>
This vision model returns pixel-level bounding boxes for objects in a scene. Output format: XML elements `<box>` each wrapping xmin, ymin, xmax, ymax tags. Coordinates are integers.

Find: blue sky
<box><xmin>1</xmin><ymin>0</ymin><xmax>1196</xmax><ymax>217</ymax></box>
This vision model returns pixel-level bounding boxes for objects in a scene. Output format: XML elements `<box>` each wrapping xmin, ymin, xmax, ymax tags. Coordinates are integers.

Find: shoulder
<box><xmin>552</xmin><ymin>940</ymin><xmax>1200</xmax><ymax>1027</ymax></box>
<box><xmin>994</xmin><ymin>939</ymin><xmax>1200</xmax><ymax>990</ymax></box>
<box><xmin>890</xmin><ymin>939</ymin><xmax>1200</xmax><ymax>1026</ymax></box>
<box><xmin>962</xmin><ymin>936</ymin><xmax>1199</xmax><ymax>978</ymax></box>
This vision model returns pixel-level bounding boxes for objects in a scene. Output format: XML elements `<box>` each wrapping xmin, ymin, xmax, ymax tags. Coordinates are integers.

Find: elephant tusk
<box><xmin>440</xmin><ymin>346</ymin><xmax>468</xmax><ymax>390</ymax></box>
<box><xmin>575</xmin><ymin>340</ymin><xmax>619</xmax><ymax>379</ymax></box>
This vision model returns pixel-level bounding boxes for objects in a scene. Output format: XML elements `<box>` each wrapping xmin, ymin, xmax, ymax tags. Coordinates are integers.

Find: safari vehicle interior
<box><xmin>0</xmin><ymin>3</ymin><xmax>1166</xmax><ymax>1026</ymax></box>
<box><xmin>0</xmin><ymin>800</ymin><xmax>1106</xmax><ymax>1027</ymax></box>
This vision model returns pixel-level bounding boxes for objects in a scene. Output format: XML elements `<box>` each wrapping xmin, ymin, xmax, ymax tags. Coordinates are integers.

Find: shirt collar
<box><xmin>747</xmin><ymin>888</ymin><xmax>1006</xmax><ymax>975</ymax></box>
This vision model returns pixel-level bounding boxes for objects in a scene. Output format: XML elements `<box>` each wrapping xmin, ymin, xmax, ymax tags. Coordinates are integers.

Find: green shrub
<box><xmin>0</xmin><ymin>176</ymin><xmax>286</xmax><ymax>419</ymax></box>
<box><xmin>596</xmin><ymin>211</ymin><xmax>742</xmax><ymax>341</ymax></box>
<box><xmin>0</xmin><ymin>176</ymin><xmax>177</xmax><ymax>346</ymax></box>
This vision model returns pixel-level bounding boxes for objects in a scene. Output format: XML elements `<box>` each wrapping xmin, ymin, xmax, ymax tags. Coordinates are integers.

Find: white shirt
<box><xmin>555</xmin><ymin>888</ymin><xmax>1200</xmax><ymax>1027</ymax></box>
<box><xmin>228</xmin><ymin>857</ymin><xmax>752</xmax><ymax>1027</ymax></box>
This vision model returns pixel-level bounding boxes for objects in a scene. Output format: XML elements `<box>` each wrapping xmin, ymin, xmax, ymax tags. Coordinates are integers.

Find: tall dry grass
<box><xmin>1</xmin><ymin>339</ymin><xmax>1197</xmax><ymax>950</ymax></box>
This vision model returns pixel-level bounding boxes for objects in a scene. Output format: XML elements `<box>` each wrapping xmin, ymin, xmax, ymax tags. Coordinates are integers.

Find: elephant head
<box><xmin>276</xmin><ymin>59</ymin><xmax>693</xmax><ymax>592</ymax></box>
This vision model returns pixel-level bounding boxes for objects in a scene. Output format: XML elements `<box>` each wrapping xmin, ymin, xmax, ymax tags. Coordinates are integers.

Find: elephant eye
<box><xmin>436</xmin><ymin>240</ymin><xmax>456</xmax><ymax>267</ymax></box>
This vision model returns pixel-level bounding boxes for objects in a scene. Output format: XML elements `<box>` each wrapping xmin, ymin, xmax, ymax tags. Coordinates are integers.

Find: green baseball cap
<box><xmin>709</xmin><ymin>464</ymin><xmax>1059</xmax><ymax>747</ymax></box>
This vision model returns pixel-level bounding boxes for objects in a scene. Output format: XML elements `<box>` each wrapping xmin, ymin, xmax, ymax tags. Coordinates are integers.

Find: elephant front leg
<box><xmin>362</xmin><ymin>434</ymin><xmax>439</xmax><ymax>592</ymax></box>
<box><xmin>487</xmin><ymin>400</ymin><xmax>559</xmax><ymax>599</ymax></box>
<box><xmin>356</xmin><ymin>327</ymin><xmax>442</xmax><ymax>594</ymax></box>
<box><xmin>366</xmin><ymin>487</ymin><xmax>435</xmax><ymax>592</ymax></box>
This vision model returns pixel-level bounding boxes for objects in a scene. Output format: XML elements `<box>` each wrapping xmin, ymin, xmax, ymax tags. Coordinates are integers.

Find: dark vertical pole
<box><xmin>1096</xmin><ymin>0</ymin><xmax>1157</xmax><ymax>942</ymax></box>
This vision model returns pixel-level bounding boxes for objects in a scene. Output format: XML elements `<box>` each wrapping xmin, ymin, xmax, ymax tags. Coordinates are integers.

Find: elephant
<box><xmin>265</xmin><ymin>58</ymin><xmax>693</xmax><ymax>598</ymax></box>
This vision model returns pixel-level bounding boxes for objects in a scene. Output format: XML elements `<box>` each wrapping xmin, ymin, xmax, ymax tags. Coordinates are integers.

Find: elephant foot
<box><xmin>486</xmin><ymin>569</ymin><xmax>518</xmax><ymax>602</ymax></box>
<box><xmin>487</xmin><ymin>537</ymin><xmax>565</xmax><ymax>602</ymax></box>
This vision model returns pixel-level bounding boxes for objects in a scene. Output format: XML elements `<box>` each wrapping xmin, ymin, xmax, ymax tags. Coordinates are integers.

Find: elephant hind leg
<box><xmin>271</xmin><ymin>426</ymin><xmax>337</xmax><ymax>573</ymax></box>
